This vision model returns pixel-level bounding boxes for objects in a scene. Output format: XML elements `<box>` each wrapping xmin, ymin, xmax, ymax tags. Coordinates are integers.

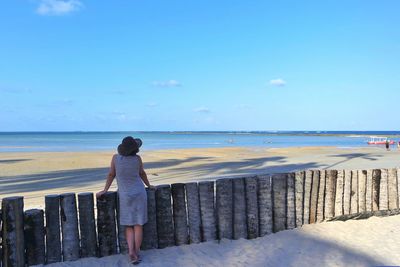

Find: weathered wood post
<box><xmin>24</xmin><ymin>209</ymin><xmax>45</xmax><ymax>266</ymax></box>
<box><xmin>245</xmin><ymin>176</ymin><xmax>259</xmax><ymax>239</ymax></box>
<box><xmin>350</xmin><ymin>170</ymin><xmax>359</xmax><ymax>214</ymax></box>
<box><xmin>388</xmin><ymin>169</ymin><xmax>398</xmax><ymax>209</ymax></box>
<box><xmin>97</xmin><ymin>191</ymin><xmax>118</xmax><ymax>257</ymax></box>
<box><xmin>185</xmin><ymin>182</ymin><xmax>201</xmax><ymax>244</ymax></box>
<box><xmin>232</xmin><ymin>178</ymin><xmax>247</xmax><ymax>240</ymax></box>
<box><xmin>258</xmin><ymin>175</ymin><xmax>273</xmax><ymax>236</ymax></box>
<box><xmin>272</xmin><ymin>174</ymin><xmax>287</xmax><ymax>232</ymax></box>
<box><xmin>309</xmin><ymin>170</ymin><xmax>320</xmax><ymax>223</ymax></box>
<box><xmin>343</xmin><ymin>170</ymin><xmax>352</xmax><ymax>215</ymax></box>
<box><xmin>379</xmin><ymin>169</ymin><xmax>389</xmax><ymax>210</ymax></box>
<box><xmin>358</xmin><ymin>170</ymin><xmax>367</xmax><ymax>213</ymax></box>
<box><xmin>78</xmin><ymin>193</ymin><xmax>97</xmax><ymax>258</ymax></box>
<box><xmin>365</xmin><ymin>170</ymin><xmax>373</xmax><ymax>212</ymax></box>
<box><xmin>286</xmin><ymin>173</ymin><xmax>296</xmax><ymax>229</ymax></box>
<box><xmin>294</xmin><ymin>171</ymin><xmax>305</xmax><ymax>226</ymax></box>
<box><xmin>198</xmin><ymin>181</ymin><xmax>217</xmax><ymax>241</ymax></box>
<box><xmin>372</xmin><ymin>169</ymin><xmax>381</xmax><ymax>211</ymax></box>
<box><xmin>155</xmin><ymin>185</ymin><xmax>174</xmax><ymax>248</ymax></box>
<box><xmin>316</xmin><ymin>170</ymin><xmax>326</xmax><ymax>222</ymax></box>
<box><xmin>171</xmin><ymin>183</ymin><xmax>188</xmax><ymax>245</ymax></box>
<box><xmin>142</xmin><ymin>187</ymin><xmax>158</xmax><ymax>250</ymax></box>
<box><xmin>216</xmin><ymin>178</ymin><xmax>233</xmax><ymax>240</ymax></box>
<box><xmin>45</xmin><ymin>195</ymin><xmax>62</xmax><ymax>264</ymax></box>
<box><xmin>324</xmin><ymin>170</ymin><xmax>337</xmax><ymax>219</ymax></box>
<box><xmin>60</xmin><ymin>193</ymin><xmax>80</xmax><ymax>261</ymax></box>
<box><xmin>0</xmin><ymin>209</ymin><xmax>2</xmax><ymax>267</ymax></box>
<box><xmin>2</xmin><ymin>197</ymin><xmax>25</xmax><ymax>267</ymax></box>
<box><xmin>303</xmin><ymin>170</ymin><xmax>312</xmax><ymax>224</ymax></box>
<box><xmin>334</xmin><ymin>170</ymin><xmax>344</xmax><ymax>217</ymax></box>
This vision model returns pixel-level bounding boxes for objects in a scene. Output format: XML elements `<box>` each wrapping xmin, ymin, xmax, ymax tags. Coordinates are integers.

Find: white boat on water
<box><xmin>367</xmin><ymin>136</ymin><xmax>395</xmax><ymax>145</ymax></box>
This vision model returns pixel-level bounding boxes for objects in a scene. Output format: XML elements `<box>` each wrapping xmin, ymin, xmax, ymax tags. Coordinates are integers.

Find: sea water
<box><xmin>0</xmin><ymin>131</ymin><xmax>399</xmax><ymax>152</ymax></box>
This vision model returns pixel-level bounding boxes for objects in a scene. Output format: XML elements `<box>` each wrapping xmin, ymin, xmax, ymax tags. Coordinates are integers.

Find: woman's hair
<box><xmin>127</xmin><ymin>147</ymin><xmax>139</xmax><ymax>156</ymax></box>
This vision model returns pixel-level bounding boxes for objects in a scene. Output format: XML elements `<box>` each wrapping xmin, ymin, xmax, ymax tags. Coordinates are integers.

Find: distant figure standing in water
<box><xmin>97</xmin><ymin>136</ymin><xmax>153</xmax><ymax>265</ymax></box>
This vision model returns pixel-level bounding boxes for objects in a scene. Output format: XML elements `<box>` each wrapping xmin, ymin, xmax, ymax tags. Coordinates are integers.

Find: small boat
<box><xmin>367</xmin><ymin>136</ymin><xmax>395</xmax><ymax>145</ymax></box>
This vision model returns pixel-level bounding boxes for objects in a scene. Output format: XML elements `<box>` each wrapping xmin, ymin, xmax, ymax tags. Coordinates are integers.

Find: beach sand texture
<box><xmin>35</xmin><ymin>215</ymin><xmax>400</xmax><ymax>267</ymax></box>
<box><xmin>1</xmin><ymin>146</ymin><xmax>400</xmax><ymax>208</ymax></box>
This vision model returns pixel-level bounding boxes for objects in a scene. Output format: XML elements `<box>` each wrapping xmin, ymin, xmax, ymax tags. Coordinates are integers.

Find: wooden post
<box><xmin>365</xmin><ymin>170</ymin><xmax>373</xmax><ymax>212</ymax></box>
<box><xmin>272</xmin><ymin>174</ymin><xmax>287</xmax><ymax>232</ymax></box>
<box><xmin>245</xmin><ymin>176</ymin><xmax>259</xmax><ymax>239</ymax></box>
<box><xmin>258</xmin><ymin>175</ymin><xmax>273</xmax><ymax>236</ymax></box>
<box><xmin>388</xmin><ymin>169</ymin><xmax>398</xmax><ymax>209</ymax></box>
<box><xmin>372</xmin><ymin>169</ymin><xmax>381</xmax><ymax>211</ymax></box>
<box><xmin>216</xmin><ymin>178</ymin><xmax>233</xmax><ymax>240</ymax></box>
<box><xmin>343</xmin><ymin>170</ymin><xmax>352</xmax><ymax>215</ymax></box>
<box><xmin>185</xmin><ymin>183</ymin><xmax>201</xmax><ymax>244</ymax></box>
<box><xmin>334</xmin><ymin>170</ymin><xmax>344</xmax><ymax>217</ymax></box>
<box><xmin>309</xmin><ymin>170</ymin><xmax>320</xmax><ymax>223</ymax></box>
<box><xmin>350</xmin><ymin>170</ymin><xmax>359</xmax><ymax>214</ymax></box>
<box><xmin>2</xmin><ymin>197</ymin><xmax>25</xmax><ymax>267</ymax></box>
<box><xmin>358</xmin><ymin>170</ymin><xmax>367</xmax><ymax>213</ymax></box>
<box><xmin>294</xmin><ymin>171</ymin><xmax>305</xmax><ymax>226</ymax></box>
<box><xmin>24</xmin><ymin>209</ymin><xmax>45</xmax><ymax>266</ymax></box>
<box><xmin>142</xmin><ymin>188</ymin><xmax>158</xmax><ymax>250</ymax></box>
<box><xmin>286</xmin><ymin>173</ymin><xmax>296</xmax><ymax>229</ymax></box>
<box><xmin>0</xmin><ymin>209</ymin><xmax>2</xmax><ymax>267</ymax></box>
<box><xmin>60</xmin><ymin>193</ymin><xmax>80</xmax><ymax>261</ymax></box>
<box><xmin>171</xmin><ymin>183</ymin><xmax>188</xmax><ymax>245</ymax></box>
<box><xmin>155</xmin><ymin>185</ymin><xmax>174</xmax><ymax>248</ymax></box>
<box><xmin>324</xmin><ymin>170</ymin><xmax>337</xmax><ymax>219</ymax></box>
<box><xmin>78</xmin><ymin>193</ymin><xmax>97</xmax><ymax>258</ymax></box>
<box><xmin>232</xmin><ymin>178</ymin><xmax>247</xmax><ymax>240</ymax></box>
<box><xmin>316</xmin><ymin>170</ymin><xmax>326</xmax><ymax>222</ymax></box>
<box><xmin>45</xmin><ymin>195</ymin><xmax>62</xmax><ymax>264</ymax></box>
<box><xmin>379</xmin><ymin>169</ymin><xmax>389</xmax><ymax>210</ymax></box>
<box><xmin>96</xmin><ymin>191</ymin><xmax>117</xmax><ymax>257</ymax></box>
<box><xmin>115</xmin><ymin>193</ymin><xmax>128</xmax><ymax>254</ymax></box>
<box><xmin>198</xmin><ymin>181</ymin><xmax>216</xmax><ymax>241</ymax></box>
<box><xmin>303</xmin><ymin>170</ymin><xmax>312</xmax><ymax>224</ymax></box>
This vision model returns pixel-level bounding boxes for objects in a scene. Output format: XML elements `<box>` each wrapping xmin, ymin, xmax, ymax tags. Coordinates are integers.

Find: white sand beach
<box><xmin>1</xmin><ymin>146</ymin><xmax>400</xmax><ymax>208</ymax></box>
<box><xmin>35</xmin><ymin>215</ymin><xmax>400</xmax><ymax>267</ymax></box>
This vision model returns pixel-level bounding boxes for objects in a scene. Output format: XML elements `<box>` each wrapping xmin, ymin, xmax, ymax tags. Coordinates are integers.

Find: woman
<box><xmin>97</xmin><ymin>136</ymin><xmax>153</xmax><ymax>265</ymax></box>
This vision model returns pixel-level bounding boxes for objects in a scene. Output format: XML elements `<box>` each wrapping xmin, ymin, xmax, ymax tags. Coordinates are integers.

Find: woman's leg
<box><xmin>133</xmin><ymin>225</ymin><xmax>143</xmax><ymax>256</ymax></box>
<box><xmin>125</xmin><ymin>226</ymin><xmax>137</xmax><ymax>260</ymax></box>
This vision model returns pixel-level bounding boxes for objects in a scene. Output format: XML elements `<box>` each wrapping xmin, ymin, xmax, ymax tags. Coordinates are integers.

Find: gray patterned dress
<box><xmin>115</xmin><ymin>154</ymin><xmax>148</xmax><ymax>226</ymax></box>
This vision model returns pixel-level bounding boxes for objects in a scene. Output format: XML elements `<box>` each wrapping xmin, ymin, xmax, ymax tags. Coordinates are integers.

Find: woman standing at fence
<box><xmin>97</xmin><ymin>136</ymin><xmax>153</xmax><ymax>265</ymax></box>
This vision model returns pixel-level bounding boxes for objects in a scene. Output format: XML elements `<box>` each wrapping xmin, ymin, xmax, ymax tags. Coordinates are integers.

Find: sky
<box><xmin>0</xmin><ymin>0</ymin><xmax>400</xmax><ymax>131</ymax></box>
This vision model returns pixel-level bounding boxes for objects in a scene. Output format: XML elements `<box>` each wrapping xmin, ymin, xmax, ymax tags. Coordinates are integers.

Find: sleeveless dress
<box><xmin>115</xmin><ymin>155</ymin><xmax>148</xmax><ymax>226</ymax></box>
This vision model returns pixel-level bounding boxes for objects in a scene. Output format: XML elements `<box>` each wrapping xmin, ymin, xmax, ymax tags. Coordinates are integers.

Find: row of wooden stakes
<box><xmin>1</xmin><ymin>168</ymin><xmax>400</xmax><ymax>267</ymax></box>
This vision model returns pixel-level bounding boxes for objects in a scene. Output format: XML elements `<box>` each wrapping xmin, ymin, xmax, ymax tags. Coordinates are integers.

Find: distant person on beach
<box><xmin>398</xmin><ymin>141</ymin><xmax>400</xmax><ymax>149</ymax></box>
<box><xmin>385</xmin><ymin>140</ymin><xmax>390</xmax><ymax>151</ymax></box>
<box><xmin>97</xmin><ymin>136</ymin><xmax>153</xmax><ymax>265</ymax></box>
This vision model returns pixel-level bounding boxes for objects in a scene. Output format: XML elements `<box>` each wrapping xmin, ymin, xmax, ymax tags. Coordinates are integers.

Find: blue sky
<box><xmin>1</xmin><ymin>0</ymin><xmax>399</xmax><ymax>131</ymax></box>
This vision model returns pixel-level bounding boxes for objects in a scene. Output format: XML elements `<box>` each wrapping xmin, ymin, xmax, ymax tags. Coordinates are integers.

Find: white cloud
<box><xmin>269</xmin><ymin>78</ymin><xmax>286</xmax><ymax>87</ymax></box>
<box><xmin>36</xmin><ymin>0</ymin><xmax>83</xmax><ymax>16</ymax></box>
<box><xmin>152</xmin><ymin>80</ymin><xmax>182</xmax><ymax>88</ymax></box>
<box><xmin>146</xmin><ymin>102</ymin><xmax>158</xmax><ymax>107</ymax></box>
<box><xmin>194</xmin><ymin>107</ymin><xmax>211</xmax><ymax>113</ymax></box>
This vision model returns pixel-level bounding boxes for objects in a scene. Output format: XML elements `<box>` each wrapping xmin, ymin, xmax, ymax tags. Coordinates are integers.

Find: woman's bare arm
<box><xmin>96</xmin><ymin>155</ymin><xmax>116</xmax><ymax>197</ymax></box>
<box><xmin>138</xmin><ymin>156</ymin><xmax>153</xmax><ymax>188</ymax></box>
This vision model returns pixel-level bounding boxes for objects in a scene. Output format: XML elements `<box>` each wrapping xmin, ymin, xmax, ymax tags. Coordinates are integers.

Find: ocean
<box><xmin>1</xmin><ymin>131</ymin><xmax>400</xmax><ymax>152</ymax></box>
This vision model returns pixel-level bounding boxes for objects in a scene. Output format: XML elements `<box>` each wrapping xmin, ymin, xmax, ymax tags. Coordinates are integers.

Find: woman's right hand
<box><xmin>96</xmin><ymin>190</ymin><xmax>106</xmax><ymax>198</ymax></box>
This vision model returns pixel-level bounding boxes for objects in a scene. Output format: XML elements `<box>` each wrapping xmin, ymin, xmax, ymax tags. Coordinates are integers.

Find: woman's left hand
<box><xmin>96</xmin><ymin>190</ymin><xmax>106</xmax><ymax>198</ymax></box>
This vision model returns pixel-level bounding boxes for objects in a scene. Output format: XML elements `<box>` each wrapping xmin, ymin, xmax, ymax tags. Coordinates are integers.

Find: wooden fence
<box><xmin>1</xmin><ymin>168</ymin><xmax>400</xmax><ymax>267</ymax></box>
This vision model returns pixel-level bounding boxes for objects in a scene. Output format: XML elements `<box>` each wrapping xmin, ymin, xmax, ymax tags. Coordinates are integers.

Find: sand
<box><xmin>1</xmin><ymin>146</ymin><xmax>400</xmax><ymax>208</ymax></box>
<box><xmin>33</xmin><ymin>215</ymin><xmax>400</xmax><ymax>267</ymax></box>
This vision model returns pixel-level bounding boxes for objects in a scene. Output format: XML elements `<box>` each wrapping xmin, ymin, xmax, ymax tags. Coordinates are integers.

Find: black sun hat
<box><xmin>117</xmin><ymin>136</ymin><xmax>143</xmax><ymax>156</ymax></box>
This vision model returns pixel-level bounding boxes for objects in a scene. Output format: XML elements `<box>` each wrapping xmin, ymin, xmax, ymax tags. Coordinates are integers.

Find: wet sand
<box><xmin>1</xmin><ymin>146</ymin><xmax>400</xmax><ymax>208</ymax></box>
